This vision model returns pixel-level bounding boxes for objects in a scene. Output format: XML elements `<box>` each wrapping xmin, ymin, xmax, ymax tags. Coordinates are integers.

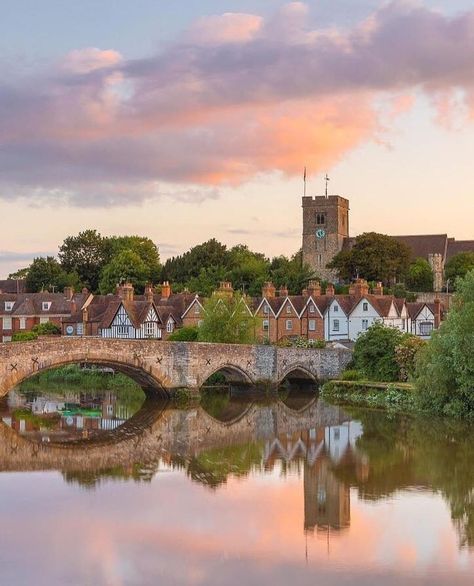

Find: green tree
<box><xmin>270</xmin><ymin>250</ymin><xmax>316</xmax><ymax>294</ymax></box>
<box><xmin>198</xmin><ymin>292</ymin><xmax>256</xmax><ymax>344</ymax></box>
<box><xmin>187</xmin><ymin>266</ymin><xmax>228</xmax><ymax>296</ymax></box>
<box><xmin>59</xmin><ymin>229</ymin><xmax>107</xmax><ymax>292</ymax></box>
<box><xmin>25</xmin><ymin>257</ymin><xmax>78</xmax><ymax>293</ymax></box>
<box><xmin>406</xmin><ymin>258</ymin><xmax>433</xmax><ymax>292</ymax></box>
<box><xmin>415</xmin><ymin>270</ymin><xmax>474</xmax><ymax>418</ymax></box>
<box><xmin>161</xmin><ymin>239</ymin><xmax>229</xmax><ymax>285</ymax></box>
<box><xmin>99</xmin><ymin>250</ymin><xmax>149</xmax><ymax>294</ymax></box>
<box><xmin>353</xmin><ymin>322</ymin><xmax>406</xmax><ymax>382</ymax></box>
<box><xmin>105</xmin><ymin>236</ymin><xmax>161</xmax><ymax>283</ymax></box>
<box><xmin>227</xmin><ymin>245</ymin><xmax>270</xmax><ymax>296</ymax></box>
<box><xmin>445</xmin><ymin>252</ymin><xmax>474</xmax><ymax>290</ymax></box>
<box><xmin>328</xmin><ymin>232</ymin><xmax>411</xmax><ymax>283</ymax></box>
<box><xmin>395</xmin><ymin>336</ymin><xmax>426</xmax><ymax>382</ymax></box>
<box><xmin>168</xmin><ymin>326</ymin><xmax>199</xmax><ymax>341</ymax></box>
<box><xmin>8</xmin><ymin>267</ymin><xmax>29</xmax><ymax>280</ymax></box>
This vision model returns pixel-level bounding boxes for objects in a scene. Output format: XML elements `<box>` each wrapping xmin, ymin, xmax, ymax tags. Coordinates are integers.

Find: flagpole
<box><xmin>303</xmin><ymin>167</ymin><xmax>307</xmax><ymax>196</ymax></box>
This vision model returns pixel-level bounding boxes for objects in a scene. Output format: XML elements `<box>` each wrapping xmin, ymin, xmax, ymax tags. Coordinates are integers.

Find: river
<box><xmin>0</xmin><ymin>384</ymin><xmax>472</xmax><ymax>585</ymax></box>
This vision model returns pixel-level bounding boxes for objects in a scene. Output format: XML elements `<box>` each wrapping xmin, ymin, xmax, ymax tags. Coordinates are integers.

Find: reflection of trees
<box><xmin>62</xmin><ymin>462</ymin><xmax>159</xmax><ymax>489</ymax></box>
<box><xmin>334</xmin><ymin>410</ymin><xmax>474</xmax><ymax>548</ymax></box>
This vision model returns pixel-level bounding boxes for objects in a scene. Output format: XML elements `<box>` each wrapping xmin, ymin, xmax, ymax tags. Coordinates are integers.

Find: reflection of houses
<box><xmin>263</xmin><ymin>422</ymin><xmax>363</xmax><ymax>534</ymax></box>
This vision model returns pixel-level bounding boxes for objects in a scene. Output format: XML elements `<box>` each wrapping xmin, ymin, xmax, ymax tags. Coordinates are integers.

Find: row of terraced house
<box><xmin>0</xmin><ymin>278</ymin><xmax>444</xmax><ymax>344</ymax></box>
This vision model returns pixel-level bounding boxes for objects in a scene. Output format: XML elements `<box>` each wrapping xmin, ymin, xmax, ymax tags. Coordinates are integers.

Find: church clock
<box><xmin>316</xmin><ymin>228</ymin><xmax>326</xmax><ymax>239</ymax></box>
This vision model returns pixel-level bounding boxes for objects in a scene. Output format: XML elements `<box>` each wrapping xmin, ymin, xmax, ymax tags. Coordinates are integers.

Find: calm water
<box><xmin>0</xmin><ymin>386</ymin><xmax>473</xmax><ymax>586</ymax></box>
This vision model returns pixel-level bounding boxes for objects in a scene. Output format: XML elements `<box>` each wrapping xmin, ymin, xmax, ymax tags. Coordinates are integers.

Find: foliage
<box><xmin>415</xmin><ymin>270</ymin><xmax>474</xmax><ymax>419</ymax></box>
<box><xmin>198</xmin><ymin>292</ymin><xmax>256</xmax><ymax>344</ymax></box>
<box><xmin>32</xmin><ymin>322</ymin><xmax>61</xmax><ymax>336</ymax></box>
<box><xmin>386</xmin><ymin>283</ymin><xmax>417</xmax><ymax>302</ymax></box>
<box><xmin>8</xmin><ymin>267</ymin><xmax>29</xmax><ymax>280</ymax></box>
<box><xmin>25</xmin><ymin>256</ymin><xmax>79</xmax><ymax>293</ymax></box>
<box><xmin>395</xmin><ymin>336</ymin><xmax>425</xmax><ymax>382</ymax></box>
<box><xmin>12</xmin><ymin>331</ymin><xmax>38</xmax><ymax>342</ymax></box>
<box><xmin>168</xmin><ymin>326</ymin><xmax>199</xmax><ymax>341</ymax></box>
<box><xmin>321</xmin><ymin>380</ymin><xmax>417</xmax><ymax>412</ymax></box>
<box><xmin>291</xmin><ymin>336</ymin><xmax>326</xmax><ymax>349</ymax></box>
<box><xmin>445</xmin><ymin>252</ymin><xmax>474</xmax><ymax>289</ymax></box>
<box><xmin>406</xmin><ymin>258</ymin><xmax>433</xmax><ymax>292</ymax></box>
<box><xmin>269</xmin><ymin>250</ymin><xmax>316</xmax><ymax>295</ymax></box>
<box><xmin>226</xmin><ymin>245</ymin><xmax>269</xmax><ymax>296</ymax></box>
<box><xmin>59</xmin><ymin>229</ymin><xmax>108</xmax><ymax>292</ymax></box>
<box><xmin>353</xmin><ymin>322</ymin><xmax>406</xmax><ymax>382</ymax></box>
<box><xmin>187</xmin><ymin>266</ymin><xmax>228</xmax><ymax>296</ymax></box>
<box><xmin>328</xmin><ymin>232</ymin><xmax>411</xmax><ymax>284</ymax></box>
<box><xmin>99</xmin><ymin>249</ymin><xmax>149</xmax><ymax>294</ymax></box>
<box><xmin>104</xmin><ymin>236</ymin><xmax>161</xmax><ymax>283</ymax></box>
<box><xmin>341</xmin><ymin>369</ymin><xmax>363</xmax><ymax>381</ymax></box>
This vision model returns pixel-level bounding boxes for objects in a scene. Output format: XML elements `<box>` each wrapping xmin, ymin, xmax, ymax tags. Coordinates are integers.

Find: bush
<box><xmin>353</xmin><ymin>322</ymin><xmax>405</xmax><ymax>382</ymax></box>
<box><xmin>395</xmin><ymin>336</ymin><xmax>425</xmax><ymax>382</ymax></box>
<box><xmin>168</xmin><ymin>326</ymin><xmax>199</xmax><ymax>341</ymax></box>
<box><xmin>341</xmin><ymin>369</ymin><xmax>363</xmax><ymax>381</ymax></box>
<box><xmin>32</xmin><ymin>322</ymin><xmax>61</xmax><ymax>336</ymax></box>
<box><xmin>12</xmin><ymin>331</ymin><xmax>38</xmax><ymax>342</ymax></box>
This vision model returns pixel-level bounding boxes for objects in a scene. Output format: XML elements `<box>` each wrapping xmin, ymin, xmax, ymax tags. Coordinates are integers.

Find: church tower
<box><xmin>302</xmin><ymin>194</ymin><xmax>350</xmax><ymax>282</ymax></box>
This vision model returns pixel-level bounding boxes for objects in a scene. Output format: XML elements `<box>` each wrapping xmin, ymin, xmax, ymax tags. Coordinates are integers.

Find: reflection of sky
<box><xmin>0</xmin><ymin>464</ymin><xmax>472</xmax><ymax>585</ymax></box>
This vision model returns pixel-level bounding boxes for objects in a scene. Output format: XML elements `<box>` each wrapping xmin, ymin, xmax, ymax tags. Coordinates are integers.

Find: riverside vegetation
<box><xmin>322</xmin><ymin>270</ymin><xmax>474</xmax><ymax>420</ymax></box>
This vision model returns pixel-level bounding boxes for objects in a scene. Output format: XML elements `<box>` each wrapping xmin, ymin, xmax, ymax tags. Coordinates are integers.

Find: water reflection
<box><xmin>0</xmin><ymin>386</ymin><xmax>472</xmax><ymax>584</ymax></box>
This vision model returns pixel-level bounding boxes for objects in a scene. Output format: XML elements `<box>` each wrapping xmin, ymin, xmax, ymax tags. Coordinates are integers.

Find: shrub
<box><xmin>168</xmin><ymin>326</ymin><xmax>199</xmax><ymax>342</ymax></box>
<box><xmin>341</xmin><ymin>369</ymin><xmax>363</xmax><ymax>381</ymax></box>
<box><xmin>353</xmin><ymin>322</ymin><xmax>405</xmax><ymax>382</ymax></box>
<box><xmin>395</xmin><ymin>336</ymin><xmax>425</xmax><ymax>382</ymax></box>
<box><xmin>12</xmin><ymin>331</ymin><xmax>38</xmax><ymax>342</ymax></box>
<box><xmin>32</xmin><ymin>322</ymin><xmax>61</xmax><ymax>336</ymax></box>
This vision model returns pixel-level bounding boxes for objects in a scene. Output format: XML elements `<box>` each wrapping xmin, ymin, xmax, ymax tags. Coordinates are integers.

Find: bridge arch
<box><xmin>200</xmin><ymin>363</ymin><xmax>255</xmax><ymax>388</ymax></box>
<box><xmin>278</xmin><ymin>365</ymin><xmax>318</xmax><ymax>386</ymax></box>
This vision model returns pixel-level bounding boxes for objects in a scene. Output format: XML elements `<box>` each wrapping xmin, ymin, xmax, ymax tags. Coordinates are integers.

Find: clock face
<box><xmin>66</xmin><ymin>325</ymin><xmax>74</xmax><ymax>335</ymax></box>
<box><xmin>316</xmin><ymin>228</ymin><xmax>326</xmax><ymax>239</ymax></box>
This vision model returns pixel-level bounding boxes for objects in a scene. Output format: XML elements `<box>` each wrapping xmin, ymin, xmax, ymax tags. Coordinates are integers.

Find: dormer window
<box><xmin>42</xmin><ymin>302</ymin><xmax>52</xmax><ymax>311</ymax></box>
<box><xmin>4</xmin><ymin>302</ymin><xmax>14</xmax><ymax>312</ymax></box>
<box><xmin>334</xmin><ymin>305</ymin><xmax>339</xmax><ymax>312</ymax></box>
<box><xmin>316</xmin><ymin>213</ymin><xmax>326</xmax><ymax>225</ymax></box>
<box><xmin>263</xmin><ymin>304</ymin><xmax>269</xmax><ymax>314</ymax></box>
<box><xmin>363</xmin><ymin>302</ymin><xmax>368</xmax><ymax>312</ymax></box>
<box><xmin>286</xmin><ymin>305</ymin><xmax>291</xmax><ymax>314</ymax></box>
<box><xmin>309</xmin><ymin>304</ymin><xmax>315</xmax><ymax>313</ymax></box>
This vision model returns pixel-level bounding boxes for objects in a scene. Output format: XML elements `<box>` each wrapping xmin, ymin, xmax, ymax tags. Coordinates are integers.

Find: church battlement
<box><xmin>302</xmin><ymin>195</ymin><xmax>349</xmax><ymax>207</ymax></box>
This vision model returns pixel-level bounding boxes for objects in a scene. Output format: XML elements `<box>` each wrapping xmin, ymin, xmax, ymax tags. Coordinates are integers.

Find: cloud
<box><xmin>2</xmin><ymin>2</ymin><xmax>474</xmax><ymax>206</ymax></box>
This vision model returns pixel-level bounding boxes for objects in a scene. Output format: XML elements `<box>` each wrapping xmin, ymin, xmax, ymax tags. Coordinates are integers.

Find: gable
<box><xmin>110</xmin><ymin>304</ymin><xmax>132</xmax><ymax>327</ymax></box>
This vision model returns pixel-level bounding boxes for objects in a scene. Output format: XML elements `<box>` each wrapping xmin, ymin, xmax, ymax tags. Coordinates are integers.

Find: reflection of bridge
<box><xmin>0</xmin><ymin>398</ymin><xmax>348</xmax><ymax>473</ymax></box>
<box><xmin>0</xmin><ymin>338</ymin><xmax>351</xmax><ymax>397</ymax></box>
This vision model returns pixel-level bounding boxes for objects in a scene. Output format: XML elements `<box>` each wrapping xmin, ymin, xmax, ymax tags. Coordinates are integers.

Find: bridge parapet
<box><xmin>0</xmin><ymin>338</ymin><xmax>352</xmax><ymax>397</ymax></box>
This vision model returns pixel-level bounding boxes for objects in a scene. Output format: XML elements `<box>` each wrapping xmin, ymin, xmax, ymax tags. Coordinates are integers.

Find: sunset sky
<box><xmin>1</xmin><ymin>0</ymin><xmax>474</xmax><ymax>278</ymax></box>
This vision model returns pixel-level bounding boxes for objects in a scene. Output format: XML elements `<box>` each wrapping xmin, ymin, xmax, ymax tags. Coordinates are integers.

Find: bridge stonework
<box><xmin>0</xmin><ymin>338</ymin><xmax>352</xmax><ymax>397</ymax></box>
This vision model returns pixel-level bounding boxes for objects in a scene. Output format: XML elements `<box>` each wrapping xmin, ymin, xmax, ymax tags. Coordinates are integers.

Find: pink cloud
<box><xmin>2</xmin><ymin>1</ymin><xmax>474</xmax><ymax>206</ymax></box>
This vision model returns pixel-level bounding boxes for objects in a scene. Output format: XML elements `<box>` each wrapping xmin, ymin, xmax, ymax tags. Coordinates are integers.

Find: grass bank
<box><xmin>321</xmin><ymin>380</ymin><xmax>418</xmax><ymax>413</ymax></box>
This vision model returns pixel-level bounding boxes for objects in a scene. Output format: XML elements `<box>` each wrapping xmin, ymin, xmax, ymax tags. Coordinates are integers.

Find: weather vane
<box><xmin>325</xmin><ymin>173</ymin><xmax>330</xmax><ymax>198</ymax></box>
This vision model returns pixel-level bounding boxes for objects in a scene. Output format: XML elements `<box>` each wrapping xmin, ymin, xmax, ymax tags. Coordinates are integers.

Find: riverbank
<box><xmin>321</xmin><ymin>380</ymin><xmax>418</xmax><ymax>413</ymax></box>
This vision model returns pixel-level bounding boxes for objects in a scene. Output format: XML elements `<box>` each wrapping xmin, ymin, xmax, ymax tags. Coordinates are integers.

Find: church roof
<box><xmin>446</xmin><ymin>238</ymin><xmax>474</xmax><ymax>260</ymax></box>
<box><xmin>391</xmin><ymin>235</ymin><xmax>448</xmax><ymax>260</ymax></box>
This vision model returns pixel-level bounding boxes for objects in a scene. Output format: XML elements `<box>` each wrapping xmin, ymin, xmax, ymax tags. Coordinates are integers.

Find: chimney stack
<box><xmin>278</xmin><ymin>286</ymin><xmax>289</xmax><ymax>298</ymax></box>
<box><xmin>307</xmin><ymin>280</ymin><xmax>321</xmax><ymax>297</ymax></box>
<box><xmin>161</xmin><ymin>281</ymin><xmax>171</xmax><ymax>299</ymax></box>
<box><xmin>145</xmin><ymin>283</ymin><xmax>154</xmax><ymax>303</ymax></box>
<box><xmin>434</xmin><ymin>298</ymin><xmax>441</xmax><ymax>329</ymax></box>
<box><xmin>64</xmin><ymin>286</ymin><xmax>74</xmax><ymax>301</ymax></box>
<box><xmin>262</xmin><ymin>282</ymin><xmax>276</xmax><ymax>299</ymax></box>
<box><xmin>352</xmin><ymin>278</ymin><xmax>369</xmax><ymax>299</ymax></box>
<box><xmin>373</xmin><ymin>282</ymin><xmax>384</xmax><ymax>297</ymax></box>
<box><xmin>118</xmin><ymin>282</ymin><xmax>134</xmax><ymax>302</ymax></box>
<box><xmin>216</xmin><ymin>281</ymin><xmax>234</xmax><ymax>297</ymax></box>
<box><xmin>326</xmin><ymin>283</ymin><xmax>335</xmax><ymax>297</ymax></box>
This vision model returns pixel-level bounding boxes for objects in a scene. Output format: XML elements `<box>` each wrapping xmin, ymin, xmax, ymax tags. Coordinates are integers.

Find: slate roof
<box><xmin>0</xmin><ymin>291</ymin><xmax>88</xmax><ymax>317</ymax></box>
<box><xmin>0</xmin><ymin>279</ymin><xmax>26</xmax><ymax>294</ymax></box>
<box><xmin>446</xmin><ymin>239</ymin><xmax>474</xmax><ymax>260</ymax></box>
<box><xmin>343</xmin><ymin>234</ymin><xmax>451</xmax><ymax>261</ymax></box>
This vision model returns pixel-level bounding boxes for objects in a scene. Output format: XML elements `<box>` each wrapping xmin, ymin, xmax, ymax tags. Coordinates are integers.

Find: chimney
<box><xmin>307</xmin><ymin>280</ymin><xmax>321</xmax><ymax>297</ymax></box>
<box><xmin>302</xmin><ymin>288</ymin><xmax>309</xmax><ymax>297</ymax></box>
<box><xmin>373</xmin><ymin>282</ymin><xmax>384</xmax><ymax>297</ymax></box>
<box><xmin>118</xmin><ymin>282</ymin><xmax>134</xmax><ymax>302</ymax></box>
<box><xmin>353</xmin><ymin>278</ymin><xmax>369</xmax><ymax>299</ymax></box>
<box><xmin>64</xmin><ymin>286</ymin><xmax>74</xmax><ymax>301</ymax></box>
<box><xmin>278</xmin><ymin>286</ymin><xmax>289</xmax><ymax>298</ymax></box>
<box><xmin>216</xmin><ymin>281</ymin><xmax>234</xmax><ymax>297</ymax></box>
<box><xmin>326</xmin><ymin>283</ymin><xmax>335</xmax><ymax>297</ymax></box>
<box><xmin>161</xmin><ymin>281</ymin><xmax>171</xmax><ymax>299</ymax></box>
<box><xmin>82</xmin><ymin>306</ymin><xmax>89</xmax><ymax>324</ymax></box>
<box><xmin>70</xmin><ymin>299</ymin><xmax>77</xmax><ymax>315</ymax></box>
<box><xmin>82</xmin><ymin>287</ymin><xmax>89</xmax><ymax>295</ymax></box>
<box><xmin>262</xmin><ymin>281</ymin><xmax>276</xmax><ymax>299</ymax></box>
<box><xmin>145</xmin><ymin>283</ymin><xmax>154</xmax><ymax>303</ymax></box>
<box><xmin>434</xmin><ymin>298</ymin><xmax>441</xmax><ymax>329</ymax></box>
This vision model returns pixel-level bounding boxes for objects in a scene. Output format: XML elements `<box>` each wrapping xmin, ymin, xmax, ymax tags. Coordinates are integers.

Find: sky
<box><xmin>1</xmin><ymin>0</ymin><xmax>474</xmax><ymax>278</ymax></box>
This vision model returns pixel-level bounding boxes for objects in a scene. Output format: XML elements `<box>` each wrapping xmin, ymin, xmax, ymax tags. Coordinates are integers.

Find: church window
<box><xmin>316</xmin><ymin>213</ymin><xmax>326</xmax><ymax>225</ymax></box>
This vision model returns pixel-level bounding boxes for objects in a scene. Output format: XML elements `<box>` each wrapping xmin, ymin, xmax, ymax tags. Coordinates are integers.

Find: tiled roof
<box><xmin>0</xmin><ymin>279</ymin><xmax>26</xmax><ymax>294</ymax></box>
<box><xmin>0</xmin><ymin>291</ymin><xmax>86</xmax><ymax>317</ymax></box>
<box><xmin>343</xmin><ymin>234</ymin><xmax>450</xmax><ymax>261</ymax></box>
<box><xmin>446</xmin><ymin>239</ymin><xmax>474</xmax><ymax>260</ymax></box>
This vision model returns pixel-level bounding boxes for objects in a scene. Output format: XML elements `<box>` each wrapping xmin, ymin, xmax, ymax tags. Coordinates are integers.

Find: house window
<box><xmin>333</xmin><ymin>319</ymin><xmax>340</xmax><ymax>332</ymax></box>
<box><xmin>3</xmin><ymin>317</ymin><xmax>12</xmax><ymax>330</ymax></box>
<box><xmin>4</xmin><ymin>302</ymin><xmax>13</xmax><ymax>312</ymax></box>
<box><xmin>157</xmin><ymin>328</ymin><xmax>162</xmax><ymax>339</ymax></box>
<box><xmin>167</xmin><ymin>320</ymin><xmax>174</xmax><ymax>333</ymax></box>
<box><xmin>316</xmin><ymin>213</ymin><xmax>326</xmax><ymax>225</ymax></box>
<box><xmin>420</xmin><ymin>322</ymin><xmax>433</xmax><ymax>336</ymax></box>
<box><xmin>40</xmin><ymin>317</ymin><xmax>49</xmax><ymax>324</ymax></box>
<box><xmin>144</xmin><ymin>322</ymin><xmax>156</xmax><ymax>338</ymax></box>
<box><xmin>309</xmin><ymin>304</ymin><xmax>315</xmax><ymax>313</ymax></box>
<box><xmin>334</xmin><ymin>305</ymin><xmax>338</xmax><ymax>312</ymax></box>
<box><xmin>309</xmin><ymin>319</ymin><xmax>316</xmax><ymax>331</ymax></box>
<box><xmin>2</xmin><ymin>336</ymin><xmax>12</xmax><ymax>343</ymax></box>
<box><xmin>263</xmin><ymin>319</ymin><xmax>269</xmax><ymax>331</ymax></box>
<box><xmin>363</xmin><ymin>302</ymin><xmax>368</xmax><ymax>312</ymax></box>
<box><xmin>194</xmin><ymin>305</ymin><xmax>200</xmax><ymax>314</ymax></box>
<box><xmin>362</xmin><ymin>319</ymin><xmax>369</xmax><ymax>330</ymax></box>
<box><xmin>286</xmin><ymin>319</ymin><xmax>293</xmax><ymax>331</ymax></box>
<box><xmin>42</xmin><ymin>302</ymin><xmax>51</xmax><ymax>311</ymax></box>
<box><xmin>117</xmin><ymin>325</ymin><xmax>129</xmax><ymax>337</ymax></box>
<box><xmin>286</xmin><ymin>305</ymin><xmax>291</xmax><ymax>314</ymax></box>
<box><xmin>263</xmin><ymin>304</ymin><xmax>269</xmax><ymax>314</ymax></box>
<box><xmin>19</xmin><ymin>318</ymin><xmax>26</xmax><ymax>330</ymax></box>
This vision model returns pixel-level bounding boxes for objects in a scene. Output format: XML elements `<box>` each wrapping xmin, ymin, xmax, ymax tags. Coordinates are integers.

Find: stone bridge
<box><xmin>0</xmin><ymin>398</ymin><xmax>348</xmax><ymax>474</ymax></box>
<box><xmin>0</xmin><ymin>338</ymin><xmax>351</xmax><ymax>397</ymax></box>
